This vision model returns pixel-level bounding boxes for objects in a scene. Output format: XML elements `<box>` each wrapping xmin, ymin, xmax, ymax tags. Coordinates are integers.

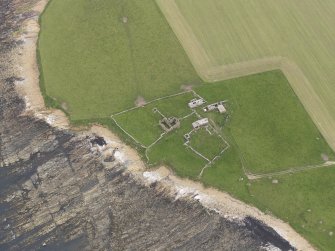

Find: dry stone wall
<box><xmin>0</xmin><ymin>1</ymin><xmax>294</xmax><ymax>250</ymax></box>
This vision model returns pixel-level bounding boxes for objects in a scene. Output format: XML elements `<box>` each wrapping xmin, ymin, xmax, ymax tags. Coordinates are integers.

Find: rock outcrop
<box><xmin>0</xmin><ymin>0</ymin><xmax>294</xmax><ymax>250</ymax></box>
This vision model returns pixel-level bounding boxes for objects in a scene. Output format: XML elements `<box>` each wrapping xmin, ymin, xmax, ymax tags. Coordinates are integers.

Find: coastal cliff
<box><xmin>0</xmin><ymin>0</ymin><xmax>295</xmax><ymax>250</ymax></box>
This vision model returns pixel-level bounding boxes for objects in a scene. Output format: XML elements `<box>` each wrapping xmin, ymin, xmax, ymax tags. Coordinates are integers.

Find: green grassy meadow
<box><xmin>110</xmin><ymin>70</ymin><xmax>335</xmax><ymax>250</ymax></box>
<box><xmin>188</xmin><ymin>127</ymin><xmax>226</xmax><ymax>160</ymax></box>
<box><xmin>174</xmin><ymin>0</ymin><xmax>335</xmax><ymax>121</ymax></box>
<box><xmin>113</xmin><ymin>92</ymin><xmax>195</xmax><ymax>146</ymax></box>
<box><xmin>147</xmin><ymin>114</ymin><xmax>208</xmax><ymax>178</ymax></box>
<box><xmin>39</xmin><ymin>0</ymin><xmax>200</xmax><ymax>120</ymax></box>
<box><xmin>113</xmin><ymin>70</ymin><xmax>334</xmax><ymax>175</ymax></box>
<box><xmin>38</xmin><ymin>1</ymin><xmax>335</xmax><ymax>249</ymax></box>
<box><xmin>195</xmin><ymin>71</ymin><xmax>334</xmax><ymax>173</ymax></box>
<box><xmin>249</xmin><ymin>168</ymin><xmax>335</xmax><ymax>251</ymax></box>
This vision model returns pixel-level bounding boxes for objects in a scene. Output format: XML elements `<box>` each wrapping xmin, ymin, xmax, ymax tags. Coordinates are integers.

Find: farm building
<box><xmin>192</xmin><ymin>118</ymin><xmax>209</xmax><ymax>129</ymax></box>
<box><xmin>203</xmin><ymin>101</ymin><xmax>226</xmax><ymax>113</ymax></box>
<box><xmin>217</xmin><ymin>104</ymin><xmax>226</xmax><ymax>114</ymax></box>
<box><xmin>188</xmin><ymin>98</ymin><xmax>205</xmax><ymax>109</ymax></box>
<box><xmin>159</xmin><ymin>117</ymin><xmax>180</xmax><ymax>132</ymax></box>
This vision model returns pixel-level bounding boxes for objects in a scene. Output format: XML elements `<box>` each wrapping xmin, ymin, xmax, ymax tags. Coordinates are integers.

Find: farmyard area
<box><xmin>37</xmin><ymin>0</ymin><xmax>335</xmax><ymax>250</ymax></box>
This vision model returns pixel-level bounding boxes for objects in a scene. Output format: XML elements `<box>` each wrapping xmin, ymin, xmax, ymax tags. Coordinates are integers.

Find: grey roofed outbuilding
<box><xmin>192</xmin><ymin>118</ymin><xmax>209</xmax><ymax>129</ymax></box>
<box><xmin>188</xmin><ymin>98</ymin><xmax>206</xmax><ymax>109</ymax></box>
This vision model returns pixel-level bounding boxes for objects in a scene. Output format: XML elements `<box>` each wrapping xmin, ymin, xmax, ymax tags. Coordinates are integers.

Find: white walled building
<box><xmin>192</xmin><ymin>118</ymin><xmax>209</xmax><ymax>129</ymax></box>
<box><xmin>188</xmin><ymin>98</ymin><xmax>205</xmax><ymax>109</ymax></box>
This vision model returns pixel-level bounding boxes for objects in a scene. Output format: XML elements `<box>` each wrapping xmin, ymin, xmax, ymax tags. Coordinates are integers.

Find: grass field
<box><xmin>157</xmin><ymin>0</ymin><xmax>335</xmax><ymax>152</ymax></box>
<box><xmin>217</xmin><ymin>72</ymin><xmax>334</xmax><ymax>173</ymax></box>
<box><xmin>113</xmin><ymin>70</ymin><xmax>334</xmax><ymax>175</ymax></box>
<box><xmin>109</xmin><ymin>70</ymin><xmax>335</xmax><ymax>250</ymax></box>
<box><xmin>113</xmin><ymin>92</ymin><xmax>195</xmax><ymax>147</ymax></box>
<box><xmin>248</xmin><ymin>168</ymin><xmax>335</xmax><ymax>251</ymax></box>
<box><xmin>147</xmin><ymin>114</ymin><xmax>208</xmax><ymax>178</ymax></box>
<box><xmin>39</xmin><ymin>1</ymin><xmax>335</xmax><ymax>249</ymax></box>
<box><xmin>38</xmin><ymin>0</ymin><xmax>200</xmax><ymax>120</ymax></box>
<box><xmin>188</xmin><ymin>127</ymin><xmax>226</xmax><ymax>161</ymax></box>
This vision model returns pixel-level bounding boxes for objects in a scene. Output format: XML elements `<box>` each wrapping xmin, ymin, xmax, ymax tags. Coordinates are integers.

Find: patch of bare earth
<box><xmin>134</xmin><ymin>95</ymin><xmax>147</xmax><ymax>107</ymax></box>
<box><xmin>180</xmin><ymin>84</ymin><xmax>193</xmax><ymax>91</ymax></box>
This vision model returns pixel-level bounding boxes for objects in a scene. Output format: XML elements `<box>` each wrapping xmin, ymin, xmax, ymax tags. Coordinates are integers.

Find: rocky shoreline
<box><xmin>0</xmin><ymin>0</ymin><xmax>309</xmax><ymax>250</ymax></box>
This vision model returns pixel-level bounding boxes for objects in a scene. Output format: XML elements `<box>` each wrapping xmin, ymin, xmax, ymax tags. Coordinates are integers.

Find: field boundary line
<box><xmin>110</xmin><ymin>90</ymin><xmax>203</xmax><ymax>164</ymax></box>
<box><xmin>186</xmin><ymin>145</ymin><xmax>210</xmax><ymax>162</ymax></box>
<box><xmin>183</xmin><ymin>120</ymin><xmax>231</xmax><ymax>178</ymax></box>
<box><xmin>180</xmin><ymin>111</ymin><xmax>195</xmax><ymax>121</ymax></box>
<box><xmin>156</xmin><ymin>0</ymin><xmax>283</xmax><ymax>81</ymax></box>
<box><xmin>111</xmin><ymin>116</ymin><xmax>147</xmax><ymax>149</ymax></box>
<box><xmin>154</xmin><ymin>108</ymin><xmax>166</xmax><ymax>119</ymax></box>
<box><xmin>145</xmin><ymin>132</ymin><xmax>167</xmax><ymax>162</ymax></box>
<box><xmin>203</xmin><ymin>57</ymin><xmax>284</xmax><ymax>82</ymax></box>
<box><xmin>246</xmin><ymin>161</ymin><xmax>335</xmax><ymax>180</ymax></box>
<box><xmin>198</xmin><ymin>145</ymin><xmax>230</xmax><ymax>178</ymax></box>
<box><xmin>156</xmin><ymin>0</ymin><xmax>212</xmax><ymax>79</ymax></box>
<box><xmin>280</xmin><ymin>59</ymin><xmax>335</xmax><ymax>152</ymax></box>
<box><xmin>146</xmin><ymin>90</ymin><xmax>191</xmax><ymax>105</ymax></box>
<box><xmin>191</xmin><ymin>90</ymin><xmax>206</xmax><ymax>101</ymax></box>
<box><xmin>157</xmin><ymin>0</ymin><xmax>335</xmax><ymax>152</ymax></box>
<box><xmin>111</xmin><ymin>90</ymin><xmax>193</xmax><ymax>117</ymax></box>
<box><xmin>208</xmin><ymin>120</ymin><xmax>230</xmax><ymax>147</ymax></box>
<box><xmin>147</xmin><ymin>132</ymin><xmax>167</xmax><ymax>149</ymax></box>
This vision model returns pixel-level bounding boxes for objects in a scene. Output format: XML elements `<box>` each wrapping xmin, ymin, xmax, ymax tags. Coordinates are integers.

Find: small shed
<box><xmin>188</xmin><ymin>98</ymin><xmax>205</xmax><ymax>109</ymax></box>
<box><xmin>203</xmin><ymin>104</ymin><xmax>217</xmax><ymax>112</ymax></box>
<box><xmin>192</xmin><ymin>118</ymin><xmax>209</xmax><ymax>129</ymax></box>
<box><xmin>217</xmin><ymin>104</ymin><xmax>226</xmax><ymax>114</ymax></box>
<box><xmin>203</xmin><ymin>101</ymin><xmax>226</xmax><ymax>113</ymax></box>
